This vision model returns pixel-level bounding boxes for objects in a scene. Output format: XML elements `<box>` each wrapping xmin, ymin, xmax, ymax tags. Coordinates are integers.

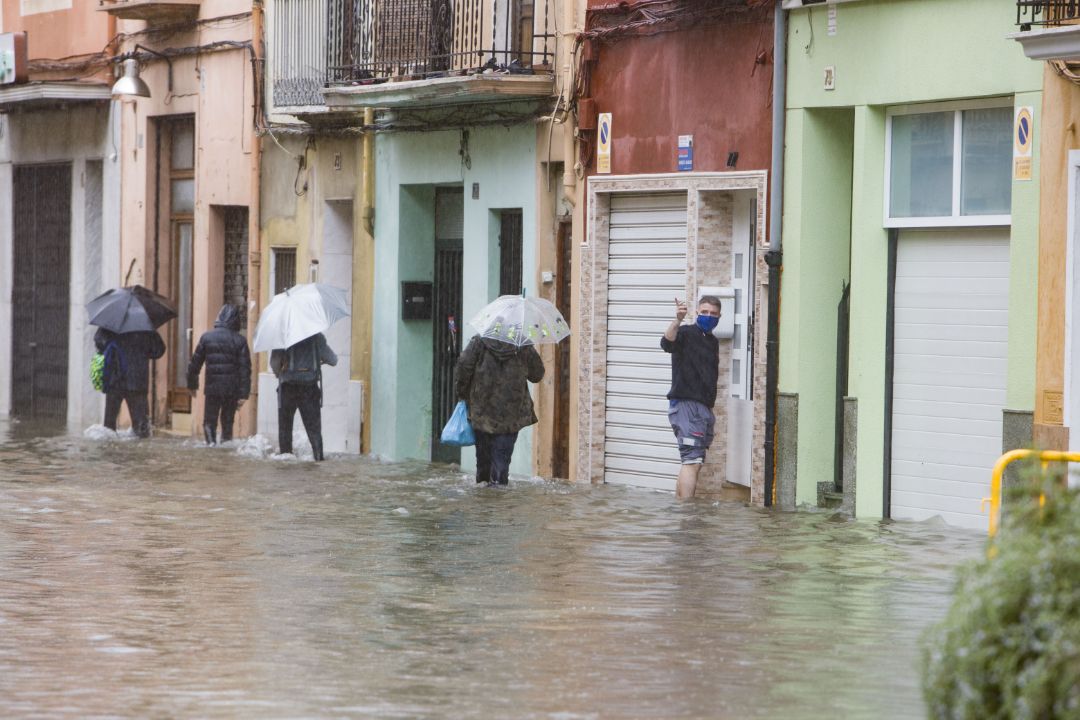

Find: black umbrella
<box><xmin>86</xmin><ymin>285</ymin><xmax>177</xmax><ymax>334</ymax></box>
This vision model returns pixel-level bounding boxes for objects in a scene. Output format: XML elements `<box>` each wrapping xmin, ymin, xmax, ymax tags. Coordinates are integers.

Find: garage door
<box><xmin>604</xmin><ymin>193</ymin><xmax>688</xmax><ymax>490</ymax></box>
<box><xmin>890</xmin><ymin>228</ymin><xmax>1010</xmax><ymax>529</ymax></box>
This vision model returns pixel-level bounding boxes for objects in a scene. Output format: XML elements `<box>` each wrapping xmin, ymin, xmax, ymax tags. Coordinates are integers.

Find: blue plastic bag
<box><xmin>440</xmin><ymin>400</ymin><xmax>476</xmax><ymax>446</ymax></box>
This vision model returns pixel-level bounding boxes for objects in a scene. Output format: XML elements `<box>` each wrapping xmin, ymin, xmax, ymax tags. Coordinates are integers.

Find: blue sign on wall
<box><xmin>678</xmin><ymin>135</ymin><xmax>693</xmax><ymax>172</ymax></box>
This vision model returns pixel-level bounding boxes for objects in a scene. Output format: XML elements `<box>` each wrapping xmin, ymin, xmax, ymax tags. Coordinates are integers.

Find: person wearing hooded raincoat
<box><xmin>453</xmin><ymin>336</ymin><xmax>545</xmax><ymax>485</ymax></box>
<box><xmin>94</xmin><ymin>327</ymin><xmax>166</xmax><ymax>437</ymax></box>
<box><xmin>187</xmin><ymin>304</ymin><xmax>252</xmax><ymax>445</ymax></box>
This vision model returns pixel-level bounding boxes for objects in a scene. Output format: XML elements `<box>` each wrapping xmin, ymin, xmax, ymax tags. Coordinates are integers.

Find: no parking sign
<box><xmin>1014</xmin><ymin>106</ymin><xmax>1033</xmax><ymax>182</ymax></box>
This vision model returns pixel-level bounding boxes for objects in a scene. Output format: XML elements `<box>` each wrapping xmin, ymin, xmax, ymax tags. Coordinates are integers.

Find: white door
<box><xmin>321</xmin><ymin>200</ymin><xmax>355</xmax><ymax>454</ymax></box>
<box><xmin>890</xmin><ymin>228</ymin><xmax>1010</xmax><ymax>529</ymax></box>
<box><xmin>726</xmin><ymin>193</ymin><xmax>756</xmax><ymax>487</ymax></box>
<box><xmin>604</xmin><ymin>193</ymin><xmax>688</xmax><ymax>490</ymax></box>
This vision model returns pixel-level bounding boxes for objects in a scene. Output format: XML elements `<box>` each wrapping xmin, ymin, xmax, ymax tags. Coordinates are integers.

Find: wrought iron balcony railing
<box><xmin>1017</xmin><ymin>0</ymin><xmax>1080</xmax><ymax>28</ymax></box>
<box><xmin>328</xmin><ymin>0</ymin><xmax>554</xmax><ymax>86</ymax></box>
<box><xmin>271</xmin><ymin>0</ymin><xmax>554</xmax><ymax>108</ymax></box>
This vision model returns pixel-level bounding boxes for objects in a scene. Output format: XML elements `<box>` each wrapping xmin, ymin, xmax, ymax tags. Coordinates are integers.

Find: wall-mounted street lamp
<box><xmin>111</xmin><ymin>44</ymin><xmax>173</xmax><ymax>99</ymax></box>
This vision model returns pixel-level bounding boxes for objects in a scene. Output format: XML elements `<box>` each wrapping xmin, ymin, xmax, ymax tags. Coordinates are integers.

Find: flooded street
<box><xmin>0</xmin><ymin>420</ymin><xmax>983</xmax><ymax>719</ymax></box>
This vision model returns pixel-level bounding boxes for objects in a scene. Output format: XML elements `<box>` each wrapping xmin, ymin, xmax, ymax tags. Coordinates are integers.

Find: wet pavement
<box><xmin>0</xmin><ymin>419</ymin><xmax>984</xmax><ymax>719</ymax></box>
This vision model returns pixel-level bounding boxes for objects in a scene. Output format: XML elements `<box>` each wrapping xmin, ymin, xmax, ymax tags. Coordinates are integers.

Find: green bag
<box><xmin>90</xmin><ymin>352</ymin><xmax>105</xmax><ymax>392</ymax></box>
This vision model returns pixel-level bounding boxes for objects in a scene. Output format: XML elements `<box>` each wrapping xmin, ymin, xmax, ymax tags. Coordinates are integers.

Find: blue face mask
<box><xmin>696</xmin><ymin>314</ymin><xmax>719</xmax><ymax>333</ymax></box>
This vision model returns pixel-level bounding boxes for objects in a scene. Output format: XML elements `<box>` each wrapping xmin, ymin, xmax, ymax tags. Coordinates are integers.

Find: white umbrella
<box><xmin>468</xmin><ymin>295</ymin><xmax>570</xmax><ymax>347</ymax></box>
<box><xmin>252</xmin><ymin>283</ymin><xmax>350</xmax><ymax>352</ymax></box>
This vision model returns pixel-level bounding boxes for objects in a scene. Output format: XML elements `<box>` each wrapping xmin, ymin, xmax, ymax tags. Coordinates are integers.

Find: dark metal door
<box><xmin>499</xmin><ymin>209</ymin><xmax>523</xmax><ymax>296</ymax></box>
<box><xmin>12</xmin><ymin>163</ymin><xmax>72</xmax><ymax>420</ymax></box>
<box><xmin>432</xmin><ymin>242</ymin><xmax>463</xmax><ymax>463</ymax></box>
<box><xmin>551</xmin><ymin>219</ymin><xmax>572</xmax><ymax>480</ymax></box>
<box><xmin>431</xmin><ymin>187</ymin><xmax>464</xmax><ymax>464</ymax></box>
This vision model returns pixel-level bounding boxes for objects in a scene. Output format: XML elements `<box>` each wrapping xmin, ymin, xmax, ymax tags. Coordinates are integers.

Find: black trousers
<box><xmin>475</xmin><ymin>431</ymin><xmax>518</xmax><ymax>485</ymax></box>
<box><xmin>203</xmin><ymin>395</ymin><xmax>239</xmax><ymax>444</ymax></box>
<box><xmin>278</xmin><ymin>382</ymin><xmax>324</xmax><ymax>461</ymax></box>
<box><xmin>104</xmin><ymin>390</ymin><xmax>151</xmax><ymax>438</ymax></box>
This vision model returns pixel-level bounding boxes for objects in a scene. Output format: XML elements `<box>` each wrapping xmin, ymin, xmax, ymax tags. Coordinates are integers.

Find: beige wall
<box><xmin>116</xmin><ymin>9</ymin><xmax>257</xmax><ymax>436</ymax></box>
<box><xmin>1035</xmin><ymin>65</ymin><xmax>1079</xmax><ymax>450</ymax></box>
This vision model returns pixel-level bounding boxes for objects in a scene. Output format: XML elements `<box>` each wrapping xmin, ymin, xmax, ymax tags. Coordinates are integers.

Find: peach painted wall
<box><xmin>2</xmin><ymin>0</ymin><xmax>112</xmax><ymax>60</ymax></box>
<box><xmin>115</xmin><ymin>5</ymin><xmax>257</xmax><ymax>436</ymax></box>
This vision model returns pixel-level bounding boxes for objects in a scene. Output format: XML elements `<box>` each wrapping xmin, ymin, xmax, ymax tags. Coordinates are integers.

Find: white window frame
<box><xmin>884</xmin><ymin>97</ymin><xmax>1013</xmax><ymax>229</ymax></box>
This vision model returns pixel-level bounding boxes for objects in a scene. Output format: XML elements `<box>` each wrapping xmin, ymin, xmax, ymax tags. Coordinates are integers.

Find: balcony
<box><xmin>98</xmin><ymin>0</ymin><xmax>200</xmax><ymax>22</ymax></box>
<box><xmin>1017</xmin><ymin>0</ymin><xmax>1080</xmax><ymax>28</ymax></box>
<box><xmin>269</xmin><ymin>0</ymin><xmax>555</xmax><ymax>112</ymax></box>
<box><xmin>1012</xmin><ymin>1</ymin><xmax>1080</xmax><ymax>61</ymax></box>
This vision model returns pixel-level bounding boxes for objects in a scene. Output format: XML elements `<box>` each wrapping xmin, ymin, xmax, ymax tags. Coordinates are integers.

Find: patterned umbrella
<box><xmin>86</xmin><ymin>285</ymin><xmax>177</xmax><ymax>334</ymax></box>
<box><xmin>468</xmin><ymin>295</ymin><xmax>570</xmax><ymax>347</ymax></box>
<box><xmin>252</xmin><ymin>283</ymin><xmax>350</xmax><ymax>352</ymax></box>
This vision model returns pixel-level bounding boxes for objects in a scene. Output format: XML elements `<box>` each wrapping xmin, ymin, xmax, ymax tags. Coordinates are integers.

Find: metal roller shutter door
<box><xmin>604</xmin><ymin>193</ymin><xmax>688</xmax><ymax>490</ymax></box>
<box><xmin>890</xmin><ymin>228</ymin><xmax>1010</xmax><ymax>529</ymax></box>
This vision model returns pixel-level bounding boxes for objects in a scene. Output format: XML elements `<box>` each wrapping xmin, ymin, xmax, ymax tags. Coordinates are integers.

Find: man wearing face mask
<box><xmin>660</xmin><ymin>295</ymin><xmax>722</xmax><ymax>499</ymax></box>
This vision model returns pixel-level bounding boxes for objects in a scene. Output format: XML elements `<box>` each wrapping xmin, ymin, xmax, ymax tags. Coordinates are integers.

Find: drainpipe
<box><xmin>563</xmin><ymin>0</ymin><xmax>578</xmax><ymax>209</ymax></box>
<box><xmin>249</xmin><ymin>1</ymin><xmax>264</xmax><ymax>415</ymax></box>
<box><xmin>359</xmin><ymin>106</ymin><xmax>375</xmax><ymax>452</ymax></box>
<box><xmin>763</xmin><ymin>0</ymin><xmax>786</xmax><ymax>508</ymax></box>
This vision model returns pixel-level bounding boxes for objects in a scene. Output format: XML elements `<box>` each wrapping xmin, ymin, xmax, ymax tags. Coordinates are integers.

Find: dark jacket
<box><xmin>269</xmin><ymin>333</ymin><xmax>338</xmax><ymax>385</ymax></box>
<box><xmin>454</xmin><ymin>336</ymin><xmax>544</xmax><ymax>434</ymax></box>
<box><xmin>660</xmin><ymin>324</ymin><xmax>720</xmax><ymax>408</ymax></box>
<box><xmin>94</xmin><ymin>327</ymin><xmax>166</xmax><ymax>393</ymax></box>
<box><xmin>187</xmin><ymin>305</ymin><xmax>252</xmax><ymax>399</ymax></box>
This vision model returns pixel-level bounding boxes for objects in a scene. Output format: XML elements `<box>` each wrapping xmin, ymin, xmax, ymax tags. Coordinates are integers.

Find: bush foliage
<box><xmin>922</xmin><ymin>475</ymin><xmax>1080</xmax><ymax>720</ymax></box>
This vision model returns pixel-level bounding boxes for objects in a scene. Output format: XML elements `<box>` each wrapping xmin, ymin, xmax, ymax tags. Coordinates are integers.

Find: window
<box><xmin>272</xmin><ymin>247</ymin><xmax>296</xmax><ymax>296</ymax></box>
<box><xmin>886</xmin><ymin>101</ymin><xmax>1013</xmax><ymax>227</ymax></box>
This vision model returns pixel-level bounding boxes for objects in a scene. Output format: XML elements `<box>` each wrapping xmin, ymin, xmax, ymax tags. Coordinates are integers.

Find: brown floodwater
<box><xmin>0</xmin><ymin>418</ymin><xmax>984</xmax><ymax>719</ymax></box>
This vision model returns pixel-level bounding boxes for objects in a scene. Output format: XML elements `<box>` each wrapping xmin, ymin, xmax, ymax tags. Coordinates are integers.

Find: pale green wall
<box><xmin>782</xmin><ymin>0</ymin><xmax>1043</xmax><ymax>517</ymax></box>
<box><xmin>1008</xmin><ymin>92</ymin><xmax>1041</xmax><ymax>411</ymax></box>
<box><xmin>779</xmin><ymin>108</ymin><xmax>855</xmax><ymax>505</ymax></box>
<box><xmin>787</xmin><ymin>0</ymin><xmax>1041</xmax><ymax>111</ymax></box>
<box><xmin>371</xmin><ymin>125</ymin><xmax>538</xmax><ymax>474</ymax></box>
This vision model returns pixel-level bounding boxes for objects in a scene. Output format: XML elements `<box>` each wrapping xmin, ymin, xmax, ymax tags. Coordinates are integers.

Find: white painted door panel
<box><xmin>890</xmin><ymin>228</ymin><xmax>1009</xmax><ymax>530</ymax></box>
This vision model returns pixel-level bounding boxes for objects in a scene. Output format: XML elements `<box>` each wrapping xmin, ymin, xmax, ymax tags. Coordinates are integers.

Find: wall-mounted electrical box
<box><xmin>696</xmin><ymin>285</ymin><xmax>736</xmax><ymax>340</ymax></box>
<box><xmin>0</xmin><ymin>33</ymin><xmax>28</xmax><ymax>86</ymax></box>
<box><xmin>401</xmin><ymin>281</ymin><xmax>433</xmax><ymax>320</ymax></box>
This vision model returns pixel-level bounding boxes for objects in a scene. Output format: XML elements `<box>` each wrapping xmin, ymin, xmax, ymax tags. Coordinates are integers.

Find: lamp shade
<box><xmin>111</xmin><ymin>58</ymin><xmax>151</xmax><ymax>98</ymax></box>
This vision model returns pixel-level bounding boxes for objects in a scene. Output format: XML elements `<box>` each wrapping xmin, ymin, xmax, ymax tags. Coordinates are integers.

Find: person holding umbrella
<box><xmin>253</xmin><ymin>283</ymin><xmax>349</xmax><ymax>462</ymax></box>
<box><xmin>453</xmin><ymin>294</ymin><xmax>568</xmax><ymax>485</ymax></box>
<box><xmin>87</xmin><ymin>285</ymin><xmax>175</xmax><ymax>438</ymax></box>
<box><xmin>186</xmin><ymin>304</ymin><xmax>252</xmax><ymax>445</ymax></box>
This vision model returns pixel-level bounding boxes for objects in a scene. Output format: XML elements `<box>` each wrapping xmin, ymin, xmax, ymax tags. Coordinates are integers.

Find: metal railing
<box><xmin>271</xmin><ymin>0</ymin><xmax>554</xmax><ymax>107</ymax></box>
<box><xmin>985</xmin><ymin>449</ymin><xmax>1080</xmax><ymax>537</ymax></box>
<box><xmin>1017</xmin><ymin>0</ymin><xmax>1080</xmax><ymax>28</ymax></box>
<box><xmin>326</xmin><ymin>0</ymin><xmax>554</xmax><ymax>86</ymax></box>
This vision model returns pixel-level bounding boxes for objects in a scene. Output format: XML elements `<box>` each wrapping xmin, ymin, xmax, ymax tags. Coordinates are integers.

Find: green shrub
<box><xmin>922</xmin><ymin>473</ymin><xmax>1080</xmax><ymax>720</ymax></box>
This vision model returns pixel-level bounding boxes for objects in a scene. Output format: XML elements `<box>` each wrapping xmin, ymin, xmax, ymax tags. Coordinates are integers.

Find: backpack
<box><xmin>279</xmin><ymin>336</ymin><xmax>320</xmax><ymax>384</ymax></box>
<box><xmin>98</xmin><ymin>341</ymin><xmax>126</xmax><ymax>392</ymax></box>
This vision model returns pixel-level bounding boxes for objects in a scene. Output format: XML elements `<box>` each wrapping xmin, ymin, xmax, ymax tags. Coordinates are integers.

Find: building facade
<box><xmin>777</xmin><ymin>0</ymin><xmax>1042</xmax><ymax>528</ymax></box>
<box><xmin>0</xmin><ymin>0</ymin><xmax>119</xmax><ymax>429</ymax></box>
<box><xmin>1011</xmin><ymin>2</ymin><xmax>1080</xmax><ymax>459</ymax></box>
<box><xmin>105</xmin><ymin>0</ymin><xmax>260</xmax><ymax>438</ymax></box>
<box><xmin>260</xmin><ymin>0</ymin><xmax>576</xmax><ymax>471</ymax></box>
<box><xmin>573</xmin><ymin>0</ymin><xmax>775</xmax><ymax>501</ymax></box>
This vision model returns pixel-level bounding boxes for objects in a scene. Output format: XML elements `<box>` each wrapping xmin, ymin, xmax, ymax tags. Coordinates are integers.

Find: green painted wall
<box><xmin>778</xmin><ymin>108</ymin><xmax>855</xmax><ymax>505</ymax></box>
<box><xmin>848</xmin><ymin>106</ymin><xmax>889</xmax><ymax>520</ymax></box>
<box><xmin>782</xmin><ymin>0</ymin><xmax>1042</xmax><ymax>518</ymax></box>
<box><xmin>787</xmin><ymin>0</ymin><xmax>1041</xmax><ymax>111</ymax></box>
<box><xmin>1008</xmin><ymin>92</ymin><xmax>1041</xmax><ymax>412</ymax></box>
<box><xmin>371</xmin><ymin>124</ymin><xmax>538</xmax><ymax>474</ymax></box>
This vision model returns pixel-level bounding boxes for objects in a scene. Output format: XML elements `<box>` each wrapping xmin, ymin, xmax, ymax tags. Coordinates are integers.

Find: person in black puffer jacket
<box><xmin>187</xmin><ymin>304</ymin><xmax>251</xmax><ymax>444</ymax></box>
